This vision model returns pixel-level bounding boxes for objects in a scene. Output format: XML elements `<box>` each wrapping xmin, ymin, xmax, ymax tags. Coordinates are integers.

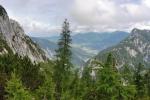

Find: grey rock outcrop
<box><xmin>0</xmin><ymin>5</ymin><xmax>46</xmax><ymax>62</ymax></box>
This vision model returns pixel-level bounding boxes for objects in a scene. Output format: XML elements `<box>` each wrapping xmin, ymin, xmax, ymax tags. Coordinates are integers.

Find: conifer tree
<box><xmin>144</xmin><ymin>69</ymin><xmax>150</xmax><ymax>98</ymax></box>
<box><xmin>134</xmin><ymin>63</ymin><xmax>145</xmax><ymax>99</ymax></box>
<box><xmin>81</xmin><ymin>66</ymin><xmax>97</xmax><ymax>100</ymax></box>
<box><xmin>69</xmin><ymin>69</ymin><xmax>81</xmax><ymax>100</ymax></box>
<box><xmin>5</xmin><ymin>72</ymin><xmax>32</xmax><ymax>100</ymax></box>
<box><xmin>97</xmin><ymin>53</ymin><xmax>136</xmax><ymax>100</ymax></box>
<box><xmin>36</xmin><ymin>62</ymin><xmax>54</xmax><ymax>100</ymax></box>
<box><xmin>36</xmin><ymin>74</ymin><xmax>54</xmax><ymax>100</ymax></box>
<box><xmin>18</xmin><ymin>56</ymin><xmax>44</xmax><ymax>90</ymax></box>
<box><xmin>54</xmin><ymin>19</ymin><xmax>72</xmax><ymax>100</ymax></box>
<box><xmin>122</xmin><ymin>64</ymin><xmax>133</xmax><ymax>85</ymax></box>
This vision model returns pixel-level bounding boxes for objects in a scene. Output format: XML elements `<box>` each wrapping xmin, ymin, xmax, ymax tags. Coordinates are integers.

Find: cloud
<box><xmin>1</xmin><ymin>0</ymin><xmax>71</xmax><ymax>36</ymax></box>
<box><xmin>1</xmin><ymin>0</ymin><xmax>150</xmax><ymax>36</ymax></box>
<box><xmin>11</xmin><ymin>16</ymin><xmax>61</xmax><ymax>36</ymax></box>
<box><xmin>70</xmin><ymin>0</ymin><xmax>150</xmax><ymax>32</ymax></box>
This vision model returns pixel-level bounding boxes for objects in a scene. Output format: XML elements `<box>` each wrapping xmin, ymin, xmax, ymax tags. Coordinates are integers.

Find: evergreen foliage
<box><xmin>5</xmin><ymin>72</ymin><xmax>32</xmax><ymax>100</ymax></box>
<box><xmin>96</xmin><ymin>53</ymin><xmax>136</xmax><ymax>100</ymax></box>
<box><xmin>53</xmin><ymin>19</ymin><xmax>72</xmax><ymax>100</ymax></box>
<box><xmin>134</xmin><ymin>63</ymin><xmax>146</xmax><ymax>99</ymax></box>
<box><xmin>144</xmin><ymin>69</ymin><xmax>150</xmax><ymax>99</ymax></box>
<box><xmin>18</xmin><ymin>56</ymin><xmax>44</xmax><ymax>90</ymax></box>
<box><xmin>36</xmin><ymin>61</ymin><xmax>54</xmax><ymax>100</ymax></box>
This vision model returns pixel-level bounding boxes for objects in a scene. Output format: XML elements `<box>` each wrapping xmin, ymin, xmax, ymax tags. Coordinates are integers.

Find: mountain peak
<box><xmin>131</xmin><ymin>28</ymin><xmax>140</xmax><ymax>33</ymax></box>
<box><xmin>131</xmin><ymin>28</ymin><xmax>150</xmax><ymax>35</ymax></box>
<box><xmin>93</xmin><ymin>28</ymin><xmax>150</xmax><ymax>69</ymax></box>
<box><xmin>130</xmin><ymin>28</ymin><xmax>150</xmax><ymax>40</ymax></box>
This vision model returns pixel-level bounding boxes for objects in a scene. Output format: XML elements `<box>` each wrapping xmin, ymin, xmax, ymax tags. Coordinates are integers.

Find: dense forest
<box><xmin>0</xmin><ymin>20</ymin><xmax>150</xmax><ymax>100</ymax></box>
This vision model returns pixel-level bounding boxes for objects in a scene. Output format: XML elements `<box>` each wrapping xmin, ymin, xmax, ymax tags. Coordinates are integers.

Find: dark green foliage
<box><xmin>5</xmin><ymin>72</ymin><xmax>32</xmax><ymax>100</ymax></box>
<box><xmin>53</xmin><ymin>19</ymin><xmax>72</xmax><ymax>100</ymax></box>
<box><xmin>134</xmin><ymin>63</ymin><xmax>146</xmax><ymax>98</ymax></box>
<box><xmin>0</xmin><ymin>53</ymin><xmax>44</xmax><ymax>100</ymax></box>
<box><xmin>0</xmin><ymin>54</ymin><xmax>44</xmax><ymax>90</ymax></box>
<box><xmin>35</xmin><ymin>61</ymin><xmax>54</xmax><ymax>100</ymax></box>
<box><xmin>144</xmin><ymin>69</ymin><xmax>150</xmax><ymax>98</ymax></box>
<box><xmin>121</xmin><ymin>64</ymin><xmax>134</xmax><ymax>85</ymax></box>
<box><xmin>96</xmin><ymin>53</ymin><xmax>136</xmax><ymax>100</ymax></box>
<box><xmin>18</xmin><ymin>56</ymin><xmax>44</xmax><ymax>90</ymax></box>
<box><xmin>0</xmin><ymin>54</ymin><xmax>20</xmax><ymax>100</ymax></box>
<box><xmin>0</xmin><ymin>54</ymin><xmax>20</xmax><ymax>75</ymax></box>
<box><xmin>69</xmin><ymin>69</ymin><xmax>80</xmax><ymax>99</ymax></box>
<box><xmin>81</xmin><ymin>67</ymin><xmax>96</xmax><ymax>100</ymax></box>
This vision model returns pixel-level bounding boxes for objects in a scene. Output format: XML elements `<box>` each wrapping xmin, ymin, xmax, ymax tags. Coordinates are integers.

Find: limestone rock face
<box><xmin>90</xmin><ymin>28</ymin><xmax>150</xmax><ymax>69</ymax></box>
<box><xmin>0</xmin><ymin>5</ymin><xmax>46</xmax><ymax>62</ymax></box>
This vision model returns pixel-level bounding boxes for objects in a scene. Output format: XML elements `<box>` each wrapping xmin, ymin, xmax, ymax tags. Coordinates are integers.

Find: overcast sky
<box><xmin>1</xmin><ymin>0</ymin><xmax>150</xmax><ymax>36</ymax></box>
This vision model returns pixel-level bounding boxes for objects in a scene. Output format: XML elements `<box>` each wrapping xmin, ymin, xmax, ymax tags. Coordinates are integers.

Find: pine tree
<box><xmin>36</xmin><ymin>62</ymin><xmax>54</xmax><ymax>100</ymax></box>
<box><xmin>19</xmin><ymin>56</ymin><xmax>44</xmax><ymax>90</ymax></box>
<box><xmin>36</xmin><ymin>75</ymin><xmax>54</xmax><ymax>100</ymax></box>
<box><xmin>134</xmin><ymin>63</ymin><xmax>146</xmax><ymax>99</ymax></box>
<box><xmin>81</xmin><ymin>67</ymin><xmax>97</xmax><ymax>100</ymax></box>
<box><xmin>69</xmin><ymin>69</ymin><xmax>81</xmax><ymax>100</ymax></box>
<box><xmin>144</xmin><ymin>69</ymin><xmax>150</xmax><ymax>98</ymax></box>
<box><xmin>122</xmin><ymin>64</ymin><xmax>133</xmax><ymax>85</ymax></box>
<box><xmin>5</xmin><ymin>72</ymin><xmax>32</xmax><ymax>100</ymax></box>
<box><xmin>54</xmin><ymin>19</ymin><xmax>72</xmax><ymax>100</ymax></box>
<box><xmin>96</xmin><ymin>53</ymin><xmax>136</xmax><ymax>100</ymax></box>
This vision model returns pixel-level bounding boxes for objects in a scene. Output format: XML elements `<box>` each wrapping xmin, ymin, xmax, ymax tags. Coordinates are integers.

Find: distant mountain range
<box><xmin>31</xmin><ymin>37</ymin><xmax>94</xmax><ymax>67</ymax></box>
<box><xmin>48</xmin><ymin>31</ymin><xmax>129</xmax><ymax>51</ymax></box>
<box><xmin>91</xmin><ymin>28</ymin><xmax>150</xmax><ymax>69</ymax></box>
<box><xmin>32</xmin><ymin>31</ymin><xmax>129</xmax><ymax>66</ymax></box>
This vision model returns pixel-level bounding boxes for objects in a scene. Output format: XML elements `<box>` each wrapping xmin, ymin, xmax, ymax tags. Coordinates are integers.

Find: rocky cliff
<box><xmin>90</xmin><ymin>28</ymin><xmax>150</xmax><ymax>69</ymax></box>
<box><xmin>0</xmin><ymin>5</ymin><xmax>46</xmax><ymax>62</ymax></box>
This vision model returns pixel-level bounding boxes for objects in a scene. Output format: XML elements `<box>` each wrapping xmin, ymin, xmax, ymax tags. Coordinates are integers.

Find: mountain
<box><xmin>31</xmin><ymin>37</ymin><xmax>57</xmax><ymax>59</ymax></box>
<box><xmin>0</xmin><ymin>5</ymin><xmax>46</xmax><ymax>62</ymax></box>
<box><xmin>48</xmin><ymin>31</ymin><xmax>129</xmax><ymax>52</ymax></box>
<box><xmin>32</xmin><ymin>31</ymin><xmax>129</xmax><ymax>66</ymax></box>
<box><xmin>92</xmin><ymin>28</ymin><xmax>150</xmax><ymax>68</ymax></box>
<box><xmin>31</xmin><ymin>37</ymin><xmax>93</xmax><ymax>66</ymax></box>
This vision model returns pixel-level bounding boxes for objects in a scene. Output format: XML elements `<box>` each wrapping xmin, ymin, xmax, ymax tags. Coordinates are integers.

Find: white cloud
<box><xmin>11</xmin><ymin>16</ymin><xmax>61</xmax><ymax>36</ymax></box>
<box><xmin>143</xmin><ymin>0</ymin><xmax>150</xmax><ymax>7</ymax></box>
<box><xmin>71</xmin><ymin>0</ymin><xmax>150</xmax><ymax>32</ymax></box>
<box><xmin>1</xmin><ymin>0</ymin><xmax>150</xmax><ymax>36</ymax></box>
<box><xmin>1</xmin><ymin>0</ymin><xmax>71</xmax><ymax>36</ymax></box>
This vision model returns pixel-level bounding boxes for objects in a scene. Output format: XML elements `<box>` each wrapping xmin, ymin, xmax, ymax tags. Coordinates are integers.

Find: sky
<box><xmin>1</xmin><ymin>0</ymin><xmax>150</xmax><ymax>36</ymax></box>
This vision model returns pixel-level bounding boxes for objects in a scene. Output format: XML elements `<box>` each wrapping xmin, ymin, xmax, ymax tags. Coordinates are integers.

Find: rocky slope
<box><xmin>91</xmin><ymin>28</ymin><xmax>150</xmax><ymax>68</ymax></box>
<box><xmin>0</xmin><ymin>5</ymin><xmax>46</xmax><ymax>62</ymax></box>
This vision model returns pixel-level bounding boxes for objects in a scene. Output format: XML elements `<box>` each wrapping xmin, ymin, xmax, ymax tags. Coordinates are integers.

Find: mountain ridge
<box><xmin>31</xmin><ymin>31</ymin><xmax>129</xmax><ymax>66</ymax></box>
<box><xmin>0</xmin><ymin>5</ymin><xmax>46</xmax><ymax>62</ymax></box>
<box><xmin>90</xmin><ymin>28</ymin><xmax>150</xmax><ymax>68</ymax></box>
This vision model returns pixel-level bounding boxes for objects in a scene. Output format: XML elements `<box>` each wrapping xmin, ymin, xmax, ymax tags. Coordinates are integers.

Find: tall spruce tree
<box><xmin>96</xmin><ymin>53</ymin><xmax>136</xmax><ymax>100</ymax></box>
<box><xmin>144</xmin><ymin>69</ymin><xmax>150</xmax><ymax>98</ymax></box>
<box><xmin>134</xmin><ymin>63</ymin><xmax>145</xmax><ymax>99</ymax></box>
<box><xmin>122</xmin><ymin>64</ymin><xmax>133</xmax><ymax>85</ymax></box>
<box><xmin>54</xmin><ymin>19</ymin><xmax>72</xmax><ymax>100</ymax></box>
<box><xmin>5</xmin><ymin>72</ymin><xmax>32</xmax><ymax>100</ymax></box>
